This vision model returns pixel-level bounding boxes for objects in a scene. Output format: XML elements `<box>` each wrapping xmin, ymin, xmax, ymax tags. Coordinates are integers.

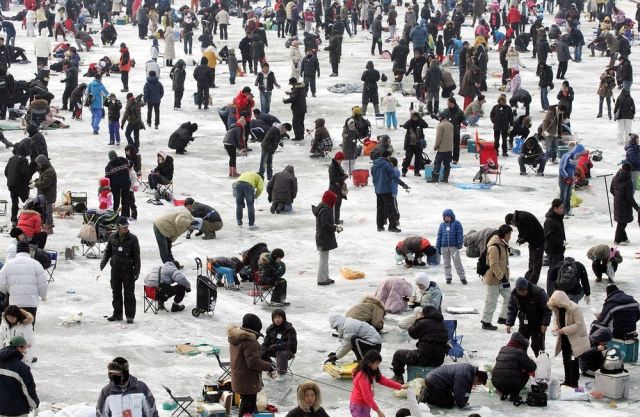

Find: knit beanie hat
<box><xmin>108</xmin><ymin>150</ymin><xmax>118</xmax><ymax>161</ymax></box>
<box><xmin>10</xmin><ymin>335</ymin><xmax>27</xmax><ymax>347</ymax></box>
<box><xmin>242</xmin><ymin>313</ymin><xmax>263</xmax><ymax>336</ymax></box>
<box><xmin>35</xmin><ymin>154</ymin><xmax>48</xmax><ymax>166</ymax></box>
<box><xmin>16</xmin><ymin>241</ymin><xmax>30</xmax><ymax>253</ymax></box>
<box><xmin>10</xmin><ymin>227</ymin><xmax>24</xmax><ymax>238</ymax></box>
<box><xmin>515</xmin><ymin>277</ymin><xmax>528</xmax><ymax>289</ymax></box>
<box><xmin>322</xmin><ymin>190</ymin><xmax>337</xmax><ymax>208</ymax></box>
<box><xmin>333</xmin><ymin>151</ymin><xmax>344</xmax><ymax>161</ymax></box>
<box><xmin>606</xmin><ymin>284</ymin><xmax>619</xmax><ymax>296</ymax></box>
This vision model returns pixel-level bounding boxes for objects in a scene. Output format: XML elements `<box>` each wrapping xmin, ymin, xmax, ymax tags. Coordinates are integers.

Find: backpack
<box><xmin>477</xmin><ymin>243</ymin><xmax>499</xmax><ymax>276</ymax></box>
<box><xmin>555</xmin><ymin>258</ymin><xmax>580</xmax><ymax>293</ymax></box>
<box><xmin>525</xmin><ymin>391</ymin><xmax>547</xmax><ymax>407</ymax></box>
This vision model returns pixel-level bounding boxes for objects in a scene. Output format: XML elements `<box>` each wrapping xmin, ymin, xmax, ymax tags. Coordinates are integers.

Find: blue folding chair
<box><xmin>443</xmin><ymin>319</ymin><xmax>464</xmax><ymax>361</ymax></box>
<box><xmin>45</xmin><ymin>250</ymin><xmax>58</xmax><ymax>283</ymax></box>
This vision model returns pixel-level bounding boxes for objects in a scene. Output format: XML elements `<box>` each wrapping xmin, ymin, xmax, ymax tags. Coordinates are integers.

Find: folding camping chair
<box><xmin>143</xmin><ymin>285</ymin><xmax>168</xmax><ymax>314</ymax></box>
<box><xmin>214</xmin><ymin>352</ymin><xmax>232</xmax><ymax>381</ymax></box>
<box><xmin>473</xmin><ymin>137</ymin><xmax>502</xmax><ymax>185</ymax></box>
<box><xmin>45</xmin><ymin>250</ymin><xmax>57</xmax><ymax>283</ymax></box>
<box><xmin>252</xmin><ymin>276</ymin><xmax>274</xmax><ymax>306</ymax></box>
<box><xmin>162</xmin><ymin>385</ymin><xmax>194</xmax><ymax>417</ymax></box>
<box><xmin>443</xmin><ymin>319</ymin><xmax>464</xmax><ymax>361</ymax></box>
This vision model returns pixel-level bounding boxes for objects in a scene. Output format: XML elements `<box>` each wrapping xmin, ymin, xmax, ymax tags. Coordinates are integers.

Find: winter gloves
<box><xmin>325</xmin><ymin>352</ymin><xmax>338</xmax><ymax>364</ymax></box>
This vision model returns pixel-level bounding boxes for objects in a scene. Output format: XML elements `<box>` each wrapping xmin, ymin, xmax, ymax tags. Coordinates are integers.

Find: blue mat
<box><xmin>454</xmin><ymin>183</ymin><xmax>495</xmax><ymax>190</ymax></box>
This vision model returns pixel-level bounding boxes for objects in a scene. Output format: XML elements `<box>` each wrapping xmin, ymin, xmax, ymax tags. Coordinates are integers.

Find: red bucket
<box><xmin>352</xmin><ymin>169</ymin><xmax>369</xmax><ymax>187</ymax></box>
<box><xmin>173</xmin><ymin>199</ymin><xmax>186</xmax><ymax>206</ymax></box>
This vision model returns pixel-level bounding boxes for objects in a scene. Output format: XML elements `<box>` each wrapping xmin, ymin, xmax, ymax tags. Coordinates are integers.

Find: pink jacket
<box><xmin>350</xmin><ymin>371</ymin><xmax>401</xmax><ymax>411</ymax></box>
<box><xmin>374</xmin><ymin>277</ymin><xmax>413</xmax><ymax>314</ymax></box>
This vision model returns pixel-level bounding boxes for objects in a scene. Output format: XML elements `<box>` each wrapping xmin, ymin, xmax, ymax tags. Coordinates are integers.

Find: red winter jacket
<box><xmin>350</xmin><ymin>371</ymin><xmax>401</xmax><ymax>411</ymax></box>
<box><xmin>233</xmin><ymin>91</ymin><xmax>255</xmax><ymax>122</ymax></box>
<box><xmin>507</xmin><ymin>8</ymin><xmax>521</xmax><ymax>25</ymax></box>
<box><xmin>25</xmin><ymin>0</ymin><xmax>36</xmax><ymax>10</ymax></box>
<box><xmin>17</xmin><ymin>210</ymin><xmax>42</xmax><ymax>238</ymax></box>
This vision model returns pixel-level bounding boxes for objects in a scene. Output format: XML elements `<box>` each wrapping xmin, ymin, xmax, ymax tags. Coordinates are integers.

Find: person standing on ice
<box><xmin>87</xmin><ymin>73</ymin><xmax>109</xmax><ymax>135</ymax></box>
<box><xmin>372</xmin><ymin>151</ymin><xmax>409</xmax><ymax>233</ymax></box>
<box><xmin>614</xmin><ymin>88</ymin><xmax>635</xmax><ymax>145</ymax></box>
<box><xmin>96</xmin><ymin>357</ymin><xmax>158</xmax><ymax>417</ymax></box>
<box><xmin>143</xmin><ymin>70</ymin><xmax>164</xmax><ymax>130</ymax></box>
<box><xmin>481</xmin><ymin>224</ymin><xmax>512</xmax><ymax>331</ymax></box>
<box><xmin>349</xmin><ymin>351</ymin><xmax>406</xmax><ymax>417</ymax></box>
<box><xmin>283</xmin><ymin>77</ymin><xmax>306</xmax><ymax>141</ymax></box>
<box><xmin>100</xmin><ymin>217</ymin><xmax>140</xmax><ymax>324</ymax></box>
<box><xmin>436</xmin><ymin>209</ymin><xmax>467</xmax><ymax>285</ymax></box>
<box><xmin>609</xmin><ymin>163</ymin><xmax>638</xmax><ymax>246</ymax></box>
<box><xmin>505</xmin><ymin>210</ymin><xmax>545</xmax><ymax>284</ymax></box>
<box><xmin>233</xmin><ymin>172</ymin><xmax>264</xmax><ymax>229</ymax></box>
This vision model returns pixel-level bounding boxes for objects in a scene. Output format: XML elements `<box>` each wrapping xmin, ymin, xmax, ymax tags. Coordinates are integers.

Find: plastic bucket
<box><xmin>352</xmin><ymin>169</ymin><xmax>369</xmax><ymax>187</ymax></box>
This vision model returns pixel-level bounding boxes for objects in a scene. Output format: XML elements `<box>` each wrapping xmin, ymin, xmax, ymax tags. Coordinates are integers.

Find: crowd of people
<box><xmin>1</xmin><ymin>0</ymin><xmax>640</xmax><ymax>416</ymax></box>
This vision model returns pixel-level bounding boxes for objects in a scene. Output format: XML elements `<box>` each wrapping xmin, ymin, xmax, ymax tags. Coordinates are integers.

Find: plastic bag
<box><xmin>570</xmin><ymin>192</ymin><xmax>583</xmax><ymax>208</ymax></box>
<box><xmin>534</xmin><ymin>352</ymin><xmax>551</xmax><ymax>381</ymax></box>
<box><xmin>340</xmin><ymin>267</ymin><xmax>365</xmax><ymax>280</ymax></box>
<box><xmin>559</xmin><ymin>385</ymin><xmax>589</xmax><ymax>401</ymax></box>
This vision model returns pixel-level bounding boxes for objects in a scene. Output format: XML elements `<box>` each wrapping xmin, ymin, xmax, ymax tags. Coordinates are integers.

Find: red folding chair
<box><xmin>473</xmin><ymin>135</ymin><xmax>502</xmax><ymax>185</ymax></box>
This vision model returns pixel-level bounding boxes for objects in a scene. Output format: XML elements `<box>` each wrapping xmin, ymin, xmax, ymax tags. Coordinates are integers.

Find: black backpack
<box><xmin>555</xmin><ymin>258</ymin><xmax>580</xmax><ymax>293</ymax></box>
<box><xmin>477</xmin><ymin>243</ymin><xmax>499</xmax><ymax>276</ymax></box>
<box><xmin>525</xmin><ymin>391</ymin><xmax>547</xmax><ymax>407</ymax></box>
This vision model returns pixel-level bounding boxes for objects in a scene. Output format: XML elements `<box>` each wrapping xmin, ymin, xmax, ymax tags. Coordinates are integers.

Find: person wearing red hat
<box><xmin>328</xmin><ymin>152</ymin><xmax>348</xmax><ymax>224</ymax></box>
<box><xmin>313</xmin><ymin>191</ymin><xmax>342</xmax><ymax>286</ymax></box>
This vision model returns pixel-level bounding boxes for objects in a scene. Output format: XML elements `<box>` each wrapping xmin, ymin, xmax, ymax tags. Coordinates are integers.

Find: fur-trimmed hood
<box><xmin>227</xmin><ymin>325</ymin><xmax>258</xmax><ymax>345</ymax></box>
<box><xmin>547</xmin><ymin>290</ymin><xmax>575</xmax><ymax>310</ymax></box>
<box><xmin>2</xmin><ymin>309</ymin><xmax>34</xmax><ymax>327</ymax></box>
<box><xmin>296</xmin><ymin>381</ymin><xmax>323</xmax><ymax>412</ymax></box>
<box><xmin>360</xmin><ymin>295</ymin><xmax>385</xmax><ymax>310</ymax></box>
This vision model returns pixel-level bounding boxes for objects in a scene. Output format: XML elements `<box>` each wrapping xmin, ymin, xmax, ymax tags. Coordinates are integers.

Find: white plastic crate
<box><xmin>594</xmin><ymin>371</ymin><xmax>630</xmax><ymax>399</ymax></box>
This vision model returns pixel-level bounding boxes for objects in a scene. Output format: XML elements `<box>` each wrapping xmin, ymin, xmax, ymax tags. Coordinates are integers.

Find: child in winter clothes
<box><xmin>227</xmin><ymin>48</ymin><xmax>239</xmax><ymax>84</ymax></box>
<box><xmin>436</xmin><ymin>209</ymin><xmax>467</xmax><ymax>285</ymax></box>
<box><xmin>70</xmin><ymin>83</ymin><xmax>87</xmax><ymax>120</ymax></box>
<box><xmin>382</xmin><ymin>90</ymin><xmax>398</xmax><ymax>129</ymax></box>
<box><xmin>0</xmin><ymin>305</ymin><xmax>35</xmax><ymax>363</ymax></box>
<box><xmin>389</xmin><ymin>157</ymin><xmax>401</xmax><ymax>222</ymax></box>
<box><xmin>261</xmin><ymin>309</ymin><xmax>297</xmax><ymax>375</ymax></box>
<box><xmin>104</xmin><ymin>93</ymin><xmax>122</xmax><ymax>145</ymax></box>
<box><xmin>349</xmin><ymin>350</ymin><xmax>406</xmax><ymax>417</ymax></box>
<box><xmin>286</xmin><ymin>381</ymin><xmax>330</xmax><ymax>417</ymax></box>
<box><xmin>436</xmin><ymin>35</ymin><xmax>445</xmax><ymax>62</ymax></box>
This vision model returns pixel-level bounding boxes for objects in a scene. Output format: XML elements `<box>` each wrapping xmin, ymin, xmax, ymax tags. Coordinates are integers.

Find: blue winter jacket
<box><xmin>143</xmin><ymin>76</ymin><xmax>165</xmax><ymax>105</ymax></box>
<box><xmin>410</xmin><ymin>26</ymin><xmax>428</xmax><ymax>49</ymax></box>
<box><xmin>391</xmin><ymin>167</ymin><xmax>401</xmax><ymax>196</ymax></box>
<box><xmin>559</xmin><ymin>144</ymin><xmax>585</xmax><ymax>179</ymax></box>
<box><xmin>87</xmin><ymin>79</ymin><xmax>109</xmax><ymax>109</ymax></box>
<box><xmin>371</xmin><ymin>158</ymin><xmax>402</xmax><ymax>194</ymax></box>
<box><xmin>625</xmin><ymin>143</ymin><xmax>640</xmax><ymax>172</ymax></box>
<box><xmin>436</xmin><ymin>208</ymin><xmax>464</xmax><ymax>250</ymax></box>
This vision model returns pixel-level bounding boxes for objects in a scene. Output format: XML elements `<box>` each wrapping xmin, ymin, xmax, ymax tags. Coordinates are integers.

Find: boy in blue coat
<box><xmin>436</xmin><ymin>209</ymin><xmax>467</xmax><ymax>284</ymax></box>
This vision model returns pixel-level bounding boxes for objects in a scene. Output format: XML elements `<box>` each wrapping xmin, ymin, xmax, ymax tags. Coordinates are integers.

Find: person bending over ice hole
<box><xmin>326</xmin><ymin>315</ymin><xmax>382</xmax><ymax>363</ymax></box>
<box><xmin>592</xmin><ymin>284</ymin><xmax>640</xmax><ymax>340</ymax></box>
<box><xmin>168</xmin><ymin>122</ymin><xmax>198</xmax><ymax>154</ymax></box>
<box><xmin>267</xmin><ymin>166</ymin><xmax>297</xmax><ymax>214</ymax></box>
<box><xmin>261</xmin><ymin>309</ymin><xmax>297</xmax><ymax>376</ymax></box>
<box><xmin>144</xmin><ymin>261</ymin><xmax>192</xmax><ymax>312</ymax></box>
<box><xmin>258</xmin><ymin>248</ymin><xmax>289</xmax><ymax>306</ymax></box>
<box><xmin>184</xmin><ymin>198</ymin><xmax>223</xmax><ymax>240</ymax></box>
<box><xmin>346</xmin><ymin>296</ymin><xmax>386</xmax><ymax>332</ymax></box>
<box><xmin>418</xmin><ymin>363</ymin><xmax>488</xmax><ymax>409</ymax></box>
<box><xmin>349</xmin><ymin>350</ymin><xmax>407</xmax><ymax>417</ymax></box>
<box><xmin>579</xmin><ymin>328</ymin><xmax>612</xmax><ymax>377</ymax></box>
<box><xmin>391</xmin><ymin>305</ymin><xmax>449</xmax><ymax>384</ymax></box>
<box><xmin>228</xmin><ymin>314</ymin><xmax>275</xmax><ymax>417</ymax></box>
<box><xmin>285</xmin><ymin>382</ymin><xmax>330</xmax><ymax>417</ymax></box>
<box><xmin>491</xmin><ymin>332</ymin><xmax>537</xmax><ymax>404</ymax></box>
<box><xmin>96</xmin><ymin>357</ymin><xmax>158</xmax><ymax>417</ymax></box>
<box><xmin>586</xmin><ymin>244</ymin><xmax>621</xmax><ymax>283</ymax></box>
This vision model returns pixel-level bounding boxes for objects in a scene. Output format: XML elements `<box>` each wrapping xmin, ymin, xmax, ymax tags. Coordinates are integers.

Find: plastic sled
<box><xmin>323</xmin><ymin>362</ymin><xmax>357</xmax><ymax>379</ymax></box>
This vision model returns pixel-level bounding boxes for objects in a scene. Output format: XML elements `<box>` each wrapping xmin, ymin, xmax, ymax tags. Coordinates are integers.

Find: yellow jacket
<box><xmin>238</xmin><ymin>172</ymin><xmax>264</xmax><ymax>198</ymax></box>
<box><xmin>153</xmin><ymin>209</ymin><xmax>194</xmax><ymax>241</ymax></box>
<box><xmin>203</xmin><ymin>49</ymin><xmax>220</xmax><ymax>69</ymax></box>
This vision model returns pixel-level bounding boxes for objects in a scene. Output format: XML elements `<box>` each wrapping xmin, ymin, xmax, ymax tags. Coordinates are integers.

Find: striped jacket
<box><xmin>96</xmin><ymin>376</ymin><xmax>158</xmax><ymax>417</ymax></box>
<box><xmin>0</xmin><ymin>346</ymin><xmax>39</xmax><ymax>416</ymax></box>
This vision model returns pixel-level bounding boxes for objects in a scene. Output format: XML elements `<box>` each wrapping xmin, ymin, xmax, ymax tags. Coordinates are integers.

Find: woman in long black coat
<box><xmin>610</xmin><ymin>163</ymin><xmax>638</xmax><ymax>245</ymax></box>
<box><xmin>491</xmin><ymin>332</ymin><xmax>537</xmax><ymax>402</ymax></box>
<box><xmin>313</xmin><ymin>191</ymin><xmax>339</xmax><ymax>286</ymax></box>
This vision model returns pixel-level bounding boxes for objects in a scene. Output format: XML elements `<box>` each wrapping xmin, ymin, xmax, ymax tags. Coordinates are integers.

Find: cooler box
<box><xmin>352</xmin><ymin>169</ymin><xmax>369</xmax><ymax>187</ymax></box>
<box><xmin>427</xmin><ymin>253</ymin><xmax>440</xmax><ymax>266</ymax></box>
<box><xmin>198</xmin><ymin>403</ymin><xmax>226</xmax><ymax>417</ymax></box>
<box><xmin>557</xmin><ymin>145</ymin><xmax>569</xmax><ymax>158</ymax></box>
<box><xmin>594</xmin><ymin>371</ymin><xmax>630</xmax><ymax>399</ymax></box>
<box><xmin>423</xmin><ymin>166</ymin><xmax>444</xmax><ymax>179</ymax></box>
<box><xmin>467</xmin><ymin>140</ymin><xmax>477</xmax><ymax>153</ymax></box>
<box><xmin>407</xmin><ymin>366</ymin><xmax>434</xmax><ymax>381</ymax></box>
<box><xmin>607</xmin><ymin>338</ymin><xmax>639</xmax><ymax>362</ymax></box>
<box><xmin>116</xmin><ymin>17</ymin><xmax>127</xmax><ymax>25</ymax></box>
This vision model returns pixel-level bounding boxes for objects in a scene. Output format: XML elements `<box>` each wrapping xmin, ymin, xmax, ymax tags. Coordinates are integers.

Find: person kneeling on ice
<box><xmin>491</xmin><ymin>332</ymin><xmax>537</xmax><ymax>404</ymax></box>
<box><xmin>144</xmin><ymin>261</ymin><xmax>192</xmax><ymax>312</ymax></box>
<box><xmin>418</xmin><ymin>363</ymin><xmax>488</xmax><ymax>409</ymax></box>
<box><xmin>346</xmin><ymin>296</ymin><xmax>386</xmax><ymax>331</ymax></box>
<box><xmin>350</xmin><ymin>351</ymin><xmax>407</xmax><ymax>417</ymax></box>
<box><xmin>592</xmin><ymin>284</ymin><xmax>640</xmax><ymax>340</ymax></box>
<box><xmin>285</xmin><ymin>381</ymin><xmax>330</xmax><ymax>417</ymax></box>
<box><xmin>586</xmin><ymin>244</ymin><xmax>621</xmax><ymax>283</ymax></box>
<box><xmin>579</xmin><ymin>328</ymin><xmax>612</xmax><ymax>377</ymax></box>
<box><xmin>261</xmin><ymin>309</ymin><xmax>297</xmax><ymax>376</ymax></box>
<box><xmin>395</xmin><ymin>236</ymin><xmax>437</xmax><ymax>267</ymax></box>
<box><xmin>326</xmin><ymin>315</ymin><xmax>383</xmax><ymax>363</ymax></box>
<box><xmin>267</xmin><ymin>166</ymin><xmax>297</xmax><ymax>214</ymax></box>
<box><xmin>96</xmin><ymin>357</ymin><xmax>158</xmax><ymax>417</ymax></box>
<box><xmin>168</xmin><ymin>121</ymin><xmax>198</xmax><ymax>154</ymax></box>
<box><xmin>228</xmin><ymin>314</ymin><xmax>275</xmax><ymax>417</ymax></box>
<box><xmin>184</xmin><ymin>198</ymin><xmax>223</xmax><ymax>240</ymax></box>
<box><xmin>258</xmin><ymin>248</ymin><xmax>289</xmax><ymax>306</ymax></box>
<box><xmin>391</xmin><ymin>305</ymin><xmax>448</xmax><ymax>384</ymax></box>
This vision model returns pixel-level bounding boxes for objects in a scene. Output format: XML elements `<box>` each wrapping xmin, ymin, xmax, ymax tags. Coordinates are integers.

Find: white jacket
<box><xmin>381</xmin><ymin>95</ymin><xmax>398</xmax><ymax>113</ymax></box>
<box><xmin>0</xmin><ymin>253</ymin><xmax>48</xmax><ymax>308</ymax></box>
<box><xmin>216</xmin><ymin>10</ymin><xmax>230</xmax><ymax>25</ymax></box>
<box><xmin>33</xmin><ymin>35</ymin><xmax>51</xmax><ymax>58</ymax></box>
<box><xmin>0</xmin><ymin>310</ymin><xmax>35</xmax><ymax>363</ymax></box>
<box><xmin>145</xmin><ymin>60</ymin><xmax>161</xmax><ymax>78</ymax></box>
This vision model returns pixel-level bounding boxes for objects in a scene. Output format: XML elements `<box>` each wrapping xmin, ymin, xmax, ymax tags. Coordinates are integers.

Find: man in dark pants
<box><xmin>419</xmin><ymin>363</ymin><xmax>488</xmax><ymax>408</ymax></box>
<box><xmin>370</xmin><ymin>15</ymin><xmax>383</xmax><ymax>55</ymax></box>
<box><xmin>506</xmin><ymin>277</ymin><xmax>551</xmax><ymax>357</ymax></box>
<box><xmin>143</xmin><ymin>70</ymin><xmax>164</xmax><ymax>129</ymax></box>
<box><xmin>100</xmin><ymin>217</ymin><xmax>141</xmax><ymax>324</ymax></box>
<box><xmin>60</xmin><ymin>61</ymin><xmax>78</xmax><ymax>111</ymax></box>
<box><xmin>300</xmin><ymin>49</ymin><xmax>320</xmax><ymax>97</ymax></box>
<box><xmin>371</xmin><ymin>151</ymin><xmax>409</xmax><ymax>233</ymax></box>
<box><xmin>445</xmin><ymin>97</ymin><xmax>468</xmax><ymax>164</ymax></box>
<box><xmin>282</xmin><ymin>77</ymin><xmax>306</xmax><ymax>141</ymax></box>
<box><xmin>506</xmin><ymin>210</ymin><xmax>545</xmax><ymax>284</ymax></box>
<box><xmin>544</xmin><ymin>198</ymin><xmax>566</xmax><ymax>286</ymax></box>
<box><xmin>4</xmin><ymin>145</ymin><xmax>30</xmax><ymax>224</ymax></box>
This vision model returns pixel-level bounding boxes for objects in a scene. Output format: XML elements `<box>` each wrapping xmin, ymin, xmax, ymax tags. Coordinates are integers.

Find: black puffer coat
<box><xmin>312</xmin><ymin>202</ymin><xmax>337</xmax><ymax>251</ymax></box>
<box><xmin>4</xmin><ymin>146</ymin><xmax>30</xmax><ymax>197</ymax></box>
<box><xmin>614</xmin><ymin>90</ymin><xmax>635</xmax><ymax>120</ymax></box>
<box><xmin>100</xmin><ymin>231</ymin><xmax>141</xmax><ymax>277</ymax></box>
<box><xmin>408</xmin><ymin>305</ymin><xmax>448</xmax><ymax>366</ymax></box>
<box><xmin>0</xmin><ymin>346</ymin><xmax>39</xmax><ymax>416</ymax></box>
<box><xmin>105</xmin><ymin>156</ymin><xmax>131</xmax><ymax>189</ymax></box>
<box><xmin>513</xmin><ymin>210</ymin><xmax>544</xmax><ymax>248</ymax></box>
<box><xmin>361</xmin><ymin>61</ymin><xmax>380</xmax><ymax>104</ymax></box>
<box><xmin>261</xmin><ymin>309</ymin><xmax>298</xmax><ymax>356</ymax></box>
<box><xmin>543</xmin><ymin>208</ymin><xmax>565</xmax><ymax>255</ymax></box>
<box><xmin>491</xmin><ymin>332</ymin><xmax>537</xmax><ymax>393</ymax></box>
<box><xmin>610</xmin><ymin>169</ymin><xmax>638</xmax><ymax>224</ymax></box>
<box><xmin>391</xmin><ymin>40</ymin><xmax>410</xmax><ymax>73</ymax></box>
<box><xmin>596</xmin><ymin>288</ymin><xmax>640</xmax><ymax>338</ymax></box>
<box><xmin>424</xmin><ymin>59</ymin><xmax>442</xmax><ymax>95</ymax></box>
<box><xmin>328</xmin><ymin>159</ymin><xmax>347</xmax><ymax>198</ymax></box>
<box><xmin>168</xmin><ymin>122</ymin><xmax>198</xmax><ymax>151</ymax></box>
<box><xmin>506</xmin><ymin>281</ymin><xmax>552</xmax><ymax>327</ymax></box>
<box><xmin>267</xmin><ymin>166</ymin><xmax>297</xmax><ymax>205</ymax></box>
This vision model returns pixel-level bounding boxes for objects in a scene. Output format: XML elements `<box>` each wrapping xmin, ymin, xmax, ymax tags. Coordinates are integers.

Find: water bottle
<box><xmin>487</xmin><ymin>379</ymin><xmax>495</xmax><ymax>396</ymax></box>
<box><xmin>549</xmin><ymin>378</ymin><xmax>560</xmax><ymax>400</ymax></box>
